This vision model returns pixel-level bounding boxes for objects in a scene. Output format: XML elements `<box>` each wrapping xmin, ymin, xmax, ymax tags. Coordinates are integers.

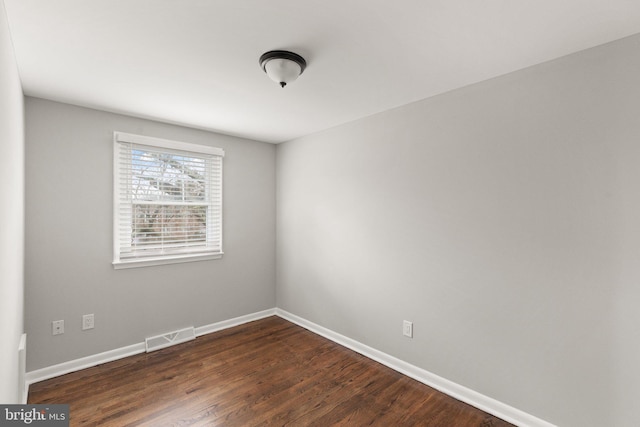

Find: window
<box><xmin>113</xmin><ymin>132</ymin><xmax>224</xmax><ymax>269</ymax></box>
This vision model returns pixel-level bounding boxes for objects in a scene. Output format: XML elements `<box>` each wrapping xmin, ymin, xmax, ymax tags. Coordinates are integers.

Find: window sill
<box><xmin>113</xmin><ymin>252</ymin><xmax>223</xmax><ymax>269</ymax></box>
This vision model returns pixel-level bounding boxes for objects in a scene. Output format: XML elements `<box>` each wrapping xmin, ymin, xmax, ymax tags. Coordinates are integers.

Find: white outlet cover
<box><xmin>82</xmin><ymin>314</ymin><xmax>95</xmax><ymax>330</ymax></box>
<box><xmin>52</xmin><ymin>320</ymin><xmax>64</xmax><ymax>335</ymax></box>
<box><xmin>403</xmin><ymin>320</ymin><xmax>413</xmax><ymax>338</ymax></box>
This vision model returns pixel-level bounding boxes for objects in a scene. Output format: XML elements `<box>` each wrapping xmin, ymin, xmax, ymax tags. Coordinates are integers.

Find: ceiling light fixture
<box><xmin>259</xmin><ymin>50</ymin><xmax>307</xmax><ymax>88</ymax></box>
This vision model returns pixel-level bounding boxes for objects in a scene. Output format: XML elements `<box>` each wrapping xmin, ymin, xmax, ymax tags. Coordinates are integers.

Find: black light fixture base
<box><xmin>259</xmin><ymin>50</ymin><xmax>307</xmax><ymax>75</ymax></box>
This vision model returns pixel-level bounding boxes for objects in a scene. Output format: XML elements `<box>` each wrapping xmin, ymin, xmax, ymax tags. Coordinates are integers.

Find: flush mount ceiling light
<box><xmin>259</xmin><ymin>50</ymin><xmax>307</xmax><ymax>88</ymax></box>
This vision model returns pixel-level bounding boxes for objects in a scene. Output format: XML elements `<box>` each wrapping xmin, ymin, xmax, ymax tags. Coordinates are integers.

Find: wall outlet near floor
<box><xmin>52</xmin><ymin>320</ymin><xmax>64</xmax><ymax>335</ymax></box>
<box><xmin>403</xmin><ymin>320</ymin><xmax>413</xmax><ymax>338</ymax></box>
<box><xmin>82</xmin><ymin>314</ymin><xmax>95</xmax><ymax>330</ymax></box>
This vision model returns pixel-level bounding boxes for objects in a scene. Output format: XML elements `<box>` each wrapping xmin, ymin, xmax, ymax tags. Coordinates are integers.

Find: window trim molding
<box><xmin>112</xmin><ymin>131</ymin><xmax>224</xmax><ymax>269</ymax></box>
<box><xmin>114</xmin><ymin>131</ymin><xmax>224</xmax><ymax>157</ymax></box>
<box><xmin>112</xmin><ymin>252</ymin><xmax>223</xmax><ymax>270</ymax></box>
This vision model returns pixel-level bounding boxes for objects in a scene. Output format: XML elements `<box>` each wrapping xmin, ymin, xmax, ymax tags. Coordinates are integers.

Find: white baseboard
<box><xmin>25</xmin><ymin>342</ymin><xmax>146</xmax><ymax>387</ymax></box>
<box><xmin>24</xmin><ymin>307</ymin><xmax>553</xmax><ymax>427</ymax></box>
<box><xmin>19</xmin><ymin>333</ymin><xmax>27</xmax><ymax>404</ymax></box>
<box><xmin>25</xmin><ymin>308</ymin><xmax>277</xmax><ymax>388</ymax></box>
<box><xmin>275</xmin><ymin>308</ymin><xmax>556</xmax><ymax>427</ymax></box>
<box><xmin>195</xmin><ymin>308</ymin><xmax>276</xmax><ymax>337</ymax></box>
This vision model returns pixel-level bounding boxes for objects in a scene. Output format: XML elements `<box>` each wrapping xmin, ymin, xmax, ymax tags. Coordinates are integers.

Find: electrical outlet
<box><xmin>82</xmin><ymin>314</ymin><xmax>95</xmax><ymax>330</ymax></box>
<box><xmin>403</xmin><ymin>320</ymin><xmax>413</xmax><ymax>338</ymax></box>
<box><xmin>52</xmin><ymin>320</ymin><xmax>64</xmax><ymax>335</ymax></box>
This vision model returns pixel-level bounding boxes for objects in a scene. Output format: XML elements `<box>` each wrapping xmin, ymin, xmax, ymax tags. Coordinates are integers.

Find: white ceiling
<box><xmin>4</xmin><ymin>1</ymin><xmax>640</xmax><ymax>143</ymax></box>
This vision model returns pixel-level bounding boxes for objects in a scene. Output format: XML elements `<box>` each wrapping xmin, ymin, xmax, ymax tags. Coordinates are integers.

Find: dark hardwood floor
<box><xmin>29</xmin><ymin>316</ymin><xmax>514</xmax><ymax>426</ymax></box>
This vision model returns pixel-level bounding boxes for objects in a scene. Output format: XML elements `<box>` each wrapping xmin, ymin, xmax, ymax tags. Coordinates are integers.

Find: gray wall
<box><xmin>276</xmin><ymin>34</ymin><xmax>640</xmax><ymax>427</ymax></box>
<box><xmin>25</xmin><ymin>98</ymin><xmax>276</xmax><ymax>371</ymax></box>
<box><xmin>0</xmin><ymin>0</ymin><xmax>25</xmax><ymax>404</ymax></box>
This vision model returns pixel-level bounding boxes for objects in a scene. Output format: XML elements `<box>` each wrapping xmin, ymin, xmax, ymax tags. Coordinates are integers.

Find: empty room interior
<box><xmin>2</xmin><ymin>1</ymin><xmax>640</xmax><ymax>426</ymax></box>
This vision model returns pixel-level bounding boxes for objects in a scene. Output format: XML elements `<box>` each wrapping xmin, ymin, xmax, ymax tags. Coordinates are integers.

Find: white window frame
<box><xmin>113</xmin><ymin>131</ymin><xmax>224</xmax><ymax>269</ymax></box>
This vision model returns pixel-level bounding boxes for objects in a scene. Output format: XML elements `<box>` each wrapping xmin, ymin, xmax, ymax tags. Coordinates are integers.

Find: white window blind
<box><xmin>113</xmin><ymin>132</ymin><xmax>224</xmax><ymax>269</ymax></box>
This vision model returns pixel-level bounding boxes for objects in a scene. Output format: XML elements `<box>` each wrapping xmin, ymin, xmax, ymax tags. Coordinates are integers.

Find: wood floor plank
<box><xmin>28</xmin><ymin>316</ymin><xmax>514</xmax><ymax>426</ymax></box>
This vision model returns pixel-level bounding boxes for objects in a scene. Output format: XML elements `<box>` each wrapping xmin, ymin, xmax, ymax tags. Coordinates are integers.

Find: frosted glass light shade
<box><xmin>264</xmin><ymin>58</ymin><xmax>302</xmax><ymax>87</ymax></box>
<box><xmin>260</xmin><ymin>50</ymin><xmax>307</xmax><ymax>88</ymax></box>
